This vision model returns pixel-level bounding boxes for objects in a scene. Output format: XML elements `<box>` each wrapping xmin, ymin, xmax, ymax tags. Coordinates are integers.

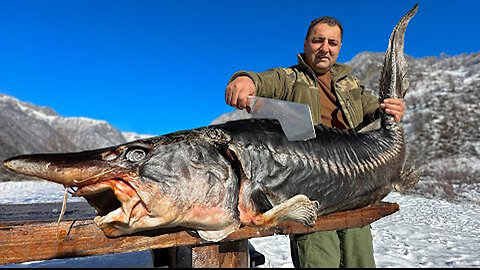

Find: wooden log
<box><xmin>189</xmin><ymin>240</ymin><xmax>249</xmax><ymax>268</ymax></box>
<box><xmin>0</xmin><ymin>202</ymin><xmax>399</xmax><ymax>265</ymax></box>
<box><xmin>162</xmin><ymin>240</ymin><xmax>249</xmax><ymax>268</ymax></box>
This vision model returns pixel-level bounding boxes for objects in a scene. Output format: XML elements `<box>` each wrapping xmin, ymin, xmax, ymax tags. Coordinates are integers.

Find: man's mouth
<box><xmin>316</xmin><ymin>56</ymin><xmax>330</xmax><ymax>62</ymax></box>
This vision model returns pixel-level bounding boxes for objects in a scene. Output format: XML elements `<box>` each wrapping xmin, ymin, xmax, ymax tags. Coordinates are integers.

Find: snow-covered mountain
<box><xmin>349</xmin><ymin>52</ymin><xmax>480</xmax><ymax>201</ymax></box>
<box><xmin>0</xmin><ymin>94</ymin><xmax>152</xmax><ymax>181</ymax></box>
<box><xmin>212</xmin><ymin>52</ymin><xmax>480</xmax><ymax>202</ymax></box>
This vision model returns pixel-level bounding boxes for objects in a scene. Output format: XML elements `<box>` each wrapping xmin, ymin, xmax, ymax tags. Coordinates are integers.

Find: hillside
<box><xmin>213</xmin><ymin>52</ymin><xmax>480</xmax><ymax>202</ymax></box>
<box><xmin>0</xmin><ymin>95</ymin><xmax>151</xmax><ymax>181</ymax></box>
<box><xmin>349</xmin><ymin>52</ymin><xmax>480</xmax><ymax>201</ymax></box>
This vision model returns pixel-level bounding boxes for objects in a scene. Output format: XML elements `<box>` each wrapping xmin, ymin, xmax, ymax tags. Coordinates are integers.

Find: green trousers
<box><xmin>289</xmin><ymin>226</ymin><xmax>376</xmax><ymax>268</ymax></box>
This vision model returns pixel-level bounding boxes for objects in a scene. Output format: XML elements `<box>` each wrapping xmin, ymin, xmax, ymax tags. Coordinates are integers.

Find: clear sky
<box><xmin>1</xmin><ymin>0</ymin><xmax>478</xmax><ymax>136</ymax></box>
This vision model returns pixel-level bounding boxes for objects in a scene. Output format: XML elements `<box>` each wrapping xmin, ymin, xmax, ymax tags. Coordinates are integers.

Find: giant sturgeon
<box><xmin>3</xmin><ymin>5</ymin><xmax>418</xmax><ymax>242</ymax></box>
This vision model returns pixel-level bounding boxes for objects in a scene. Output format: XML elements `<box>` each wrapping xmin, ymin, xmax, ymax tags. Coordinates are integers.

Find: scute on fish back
<box><xmin>3</xmin><ymin>4</ymin><xmax>418</xmax><ymax>242</ymax></box>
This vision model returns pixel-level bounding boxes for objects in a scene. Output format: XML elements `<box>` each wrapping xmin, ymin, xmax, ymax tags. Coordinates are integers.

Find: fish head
<box><xmin>3</xmin><ymin>133</ymin><xmax>238</xmax><ymax>237</ymax></box>
<box><xmin>3</xmin><ymin>143</ymin><xmax>147</xmax><ymax>187</ymax></box>
<box><xmin>3</xmin><ymin>139</ymin><xmax>156</xmax><ymax>226</ymax></box>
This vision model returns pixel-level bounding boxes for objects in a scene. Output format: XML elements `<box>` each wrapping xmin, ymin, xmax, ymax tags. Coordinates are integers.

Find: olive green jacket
<box><xmin>230</xmin><ymin>54</ymin><xmax>380</xmax><ymax>130</ymax></box>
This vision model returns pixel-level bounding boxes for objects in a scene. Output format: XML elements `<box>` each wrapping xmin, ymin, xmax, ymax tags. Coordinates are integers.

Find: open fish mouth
<box><xmin>72</xmin><ymin>175</ymin><xmax>141</xmax><ymax>219</ymax></box>
<box><xmin>67</xmin><ymin>172</ymin><xmax>154</xmax><ymax>235</ymax></box>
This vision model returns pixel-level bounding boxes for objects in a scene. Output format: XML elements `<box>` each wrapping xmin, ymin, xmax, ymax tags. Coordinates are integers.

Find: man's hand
<box><xmin>225</xmin><ymin>76</ymin><xmax>256</xmax><ymax>110</ymax></box>
<box><xmin>380</xmin><ymin>98</ymin><xmax>405</xmax><ymax>123</ymax></box>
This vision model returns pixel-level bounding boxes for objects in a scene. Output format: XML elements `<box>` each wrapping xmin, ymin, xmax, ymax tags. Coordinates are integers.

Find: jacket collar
<box><xmin>297</xmin><ymin>53</ymin><xmax>352</xmax><ymax>83</ymax></box>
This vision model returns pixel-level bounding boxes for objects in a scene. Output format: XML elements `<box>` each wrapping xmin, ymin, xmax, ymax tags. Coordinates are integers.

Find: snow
<box><xmin>16</xmin><ymin>102</ymin><xmax>55</xmax><ymax>122</ymax></box>
<box><xmin>1</xmin><ymin>181</ymin><xmax>479</xmax><ymax>268</ymax></box>
<box><xmin>54</xmin><ymin>117</ymin><xmax>109</xmax><ymax>126</ymax></box>
<box><xmin>0</xmin><ymin>181</ymin><xmax>84</xmax><ymax>205</ymax></box>
<box><xmin>429</xmin><ymin>69</ymin><xmax>467</xmax><ymax>78</ymax></box>
<box><xmin>1</xmin><ymin>94</ymin><xmax>108</xmax><ymax>127</ymax></box>
<box><xmin>250</xmin><ymin>192</ymin><xmax>480</xmax><ymax>268</ymax></box>
<box><xmin>463</xmin><ymin>74</ymin><xmax>480</xmax><ymax>84</ymax></box>
<box><xmin>371</xmin><ymin>192</ymin><xmax>480</xmax><ymax>268</ymax></box>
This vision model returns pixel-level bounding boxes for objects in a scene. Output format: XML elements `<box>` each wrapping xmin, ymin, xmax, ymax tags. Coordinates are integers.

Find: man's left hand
<box><xmin>380</xmin><ymin>98</ymin><xmax>405</xmax><ymax>123</ymax></box>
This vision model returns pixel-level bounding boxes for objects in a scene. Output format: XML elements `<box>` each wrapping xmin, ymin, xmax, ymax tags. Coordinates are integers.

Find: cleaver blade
<box><xmin>247</xmin><ymin>96</ymin><xmax>316</xmax><ymax>141</ymax></box>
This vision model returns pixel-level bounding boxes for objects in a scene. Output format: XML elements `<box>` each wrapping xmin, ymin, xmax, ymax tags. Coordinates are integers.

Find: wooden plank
<box><xmin>0</xmin><ymin>202</ymin><xmax>96</xmax><ymax>223</ymax></box>
<box><xmin>0</xmin><ymin>202</ymin><xmax>399</xmax><ymax>265</ymax></box>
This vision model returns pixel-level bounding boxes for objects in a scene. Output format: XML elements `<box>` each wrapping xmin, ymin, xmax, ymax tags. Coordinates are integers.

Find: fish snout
<box><xmin>3</xmin><ymin>154</ymin><xmax>109</xmax><ymax>187</ymax></box>
<box><xmin>3</xmin><ymin>156</ymin><xmax>52</xmax><ymax>178</ymax></box>
<box><xmin>3</xmin><ymin>157</ymin><xmax>23</xmax><ymax>172</ymax></box>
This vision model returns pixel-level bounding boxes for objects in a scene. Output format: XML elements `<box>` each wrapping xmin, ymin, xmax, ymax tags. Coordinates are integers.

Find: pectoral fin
<box><xmin>197</xmin><ymin>221</ymin><xmax>241</xmax><ymax>242</ymax></box>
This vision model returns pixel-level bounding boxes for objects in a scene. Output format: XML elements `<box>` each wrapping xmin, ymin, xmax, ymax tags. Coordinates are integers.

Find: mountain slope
<box><xmin>348</xmin><ymin>52</ymin><xmax>480</xmax><ymax>200</ymax></box>
<box><xmin>212</xmin><ymin>52</ymin><xmax>480</xmax><ymax>200</ymax></box>
<box><xmin>0</xmin><ymin>95</ymin><xmax>129</xmax><ymax>181</ymax></box>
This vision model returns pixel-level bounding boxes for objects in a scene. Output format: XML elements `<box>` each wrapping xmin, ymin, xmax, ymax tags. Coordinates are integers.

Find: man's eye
<box><xmin>329</xmin><ymin>41</ymin><xmax>338</xmax><ymax>46</ymax></box>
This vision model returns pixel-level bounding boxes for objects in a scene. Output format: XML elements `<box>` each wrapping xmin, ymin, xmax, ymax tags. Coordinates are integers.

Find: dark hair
<box><xmin>306</xmin><ymin>16</ymin><xmax>343</xmax><ymax>41</ymax></box>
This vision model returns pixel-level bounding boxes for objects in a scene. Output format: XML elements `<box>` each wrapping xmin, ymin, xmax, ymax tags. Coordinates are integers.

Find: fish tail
<box><xmin>379</xmin><ymin>3</ymin><xmax>418</xmax><ymax>101</ymax></box>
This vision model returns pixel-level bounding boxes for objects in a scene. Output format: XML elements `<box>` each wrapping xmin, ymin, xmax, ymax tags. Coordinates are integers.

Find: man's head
<box><xmin>304</xmin><ymin>16</ymin><xmax>343</xmax><ymax>75</ymax></box>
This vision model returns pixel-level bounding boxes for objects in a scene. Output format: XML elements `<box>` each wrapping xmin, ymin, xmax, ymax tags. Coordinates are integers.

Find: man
<box><xmin>225</xmin><ymin>16</ymin><xmax>405</xmax><ymax>268</ymax></box>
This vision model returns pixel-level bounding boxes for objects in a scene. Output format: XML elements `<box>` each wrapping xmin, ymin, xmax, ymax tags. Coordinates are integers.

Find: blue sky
<box><xmin>1</xmin><ymin>0</ymin><xmax>478</xmax><ymax>136</ymax></box>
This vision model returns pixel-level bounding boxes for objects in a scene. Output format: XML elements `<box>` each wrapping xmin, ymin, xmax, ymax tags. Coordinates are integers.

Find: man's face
<box><xmin>304</xmin><ymin>23</ymin><xmax>342</xmax><ymax>74</ymax></box>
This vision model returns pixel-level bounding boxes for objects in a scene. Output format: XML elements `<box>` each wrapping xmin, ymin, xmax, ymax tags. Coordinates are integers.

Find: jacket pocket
<box><xmin>350</xmin><ymin>87</ymin><xmax>362</xmax><ymax>100</ymax></box>
<box><xmin>344</xmin><ymin>90</ymin><xmax>364</xmax><ymax>128</ymax></box>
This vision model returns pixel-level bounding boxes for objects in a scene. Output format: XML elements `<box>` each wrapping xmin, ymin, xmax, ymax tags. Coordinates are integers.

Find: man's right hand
<box><xmin>225</xmin><ymin>76</ymin><xmax>256</xmax><ymax>110</ymax></box>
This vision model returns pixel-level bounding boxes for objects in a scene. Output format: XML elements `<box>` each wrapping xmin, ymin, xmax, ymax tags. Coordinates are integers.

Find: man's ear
<box><xmin>303</xmin><ymin>39</ymin><xmax>307</xmax><ymax>51</ymax></box>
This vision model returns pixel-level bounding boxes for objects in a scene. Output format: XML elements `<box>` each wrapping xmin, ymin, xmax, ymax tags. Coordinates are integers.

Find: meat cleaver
<box><xmin>247</xmin><ymin>96</ymin><xmax>316</xmax><ymax>141</ymax></box>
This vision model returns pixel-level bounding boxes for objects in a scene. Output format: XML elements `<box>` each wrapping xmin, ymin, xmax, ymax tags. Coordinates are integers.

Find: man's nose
<box><xmin>319</xmin><ymin>41</ymin><xmax>329</xmax><ymax>53</ymax></box>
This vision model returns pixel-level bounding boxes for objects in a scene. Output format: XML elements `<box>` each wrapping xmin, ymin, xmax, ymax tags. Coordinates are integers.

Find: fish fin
<box><xmin>94</xmin><ymin>208</ymin><xmax>130</xmax><ymax>237</ymax></box>
<box><xmin>197</xmin><ymin>221</ymin><xmax>241</xmax><ymax>242</ymax></box>
<box><xmin>253</xmin><ymin>194</ymin><xmax>320</xmax><ymax>227</ymax></box>
<box><xmin>379</xmin><ymin>3</ymin><xmax>418</xmax><ymax>100</ymax></box>
<box><xmin>394</xmin><ymin>165</ymin><xmax>421</xmax><ymax>192</ymax></box>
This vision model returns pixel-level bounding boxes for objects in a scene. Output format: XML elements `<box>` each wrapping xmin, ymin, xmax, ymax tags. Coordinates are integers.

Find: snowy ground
<box><xmin>1</xmin><ymin>181</ymin><xmax>480</xmax><ymax>268</ymax></box>
<box><xmin>251</xmin><ymin>192</ymin><xmax>480</xmax><ymax>268</ymax></box>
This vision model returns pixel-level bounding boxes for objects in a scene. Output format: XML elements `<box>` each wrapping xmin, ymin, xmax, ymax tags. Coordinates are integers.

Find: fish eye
<box><xmin>126</xmin><ymin>148</ymin><xmax>147</xmax><ymax>162</ymax></box>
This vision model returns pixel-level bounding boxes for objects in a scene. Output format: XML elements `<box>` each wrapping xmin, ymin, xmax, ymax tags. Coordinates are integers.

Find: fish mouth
<box><xmin>72</xmin><ymin>174</ymin><xmax>145</xmax><ymax>223</ymax></box>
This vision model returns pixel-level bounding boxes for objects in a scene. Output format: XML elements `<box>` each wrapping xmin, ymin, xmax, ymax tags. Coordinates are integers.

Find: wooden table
<box><xmin>0</xmin><ymin>201</ymin><xmax>399</xmax><ymax>267</ymax></box>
